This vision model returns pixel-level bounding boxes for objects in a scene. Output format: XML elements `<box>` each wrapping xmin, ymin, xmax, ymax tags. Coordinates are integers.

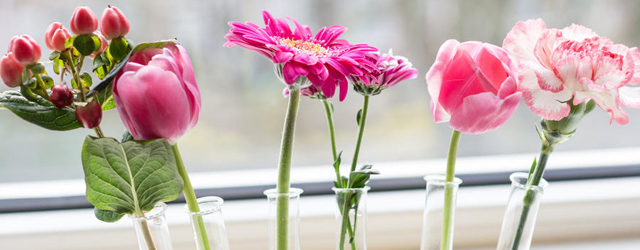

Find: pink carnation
<box><xmin>503</xmin><ymin>19</ymin><xmax>640</xmax><ymax>124</ymax></box>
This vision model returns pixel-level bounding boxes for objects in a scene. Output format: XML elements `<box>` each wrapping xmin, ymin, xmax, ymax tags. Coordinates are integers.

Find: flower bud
<box><xmin>89</xmin><ymin>33</ymin><xmax>107</xmax><ymax>59</ymax></box>
<box><xmin>0</xmin><ymin>53</ymin><xmax>24</xmax><ymax>87</ymax></box>
<box><xmin>76</xmin><ymin>101</ymin><xmax>102</xmax><ymax>129</ymax></box>
<box><xmin>49</xmin><ymin>84</ymin><xmax>75</xmax><ymax>108</ymax></box>
<box><xmin>45</xmin><ymin>22</ymin><xmax>73</xmax><ymax>52</ymax></box>
<box><xmin>100</xmin><ymin>6</ymin><xmax>130</xmax><ymax>40</ymax></box>
<box><xmin>70</xmin><ymin>6</ymin><xmax>99</xmax><ymax>35</ymax></box>
<box><xmin>8</xmin><ymin>35</ymin><xmax>42</xmax><ymax>66</ymax></box>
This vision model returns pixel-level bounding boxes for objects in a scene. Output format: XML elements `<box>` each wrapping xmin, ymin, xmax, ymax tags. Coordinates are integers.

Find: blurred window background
<box><xmin>1</xmin><ymin>0</ymin><xmax>640</xmax><ymax>183</ymax></box>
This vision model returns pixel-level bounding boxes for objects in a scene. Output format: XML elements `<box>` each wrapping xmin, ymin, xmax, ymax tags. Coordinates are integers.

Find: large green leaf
<box><xmin>81</xmin><ymin>136</ymin><xmax>184</xmax><ymax>215</ymax></box>
<box><xmin>86</xmin><ymin>39</ymin><xmax>177</xmax><ymax>97</ymax></box>
<box><xmin>0</xmin><ymin>90</ymin><xmax>82</xmax><ymax>131</ymax></box>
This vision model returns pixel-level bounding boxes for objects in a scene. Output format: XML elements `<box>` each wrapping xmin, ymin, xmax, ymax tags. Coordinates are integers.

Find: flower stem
<box><xmin>322</xmin><ymin>99</ymin><xmax>341</xmax><ymax>188</ymax></box>
<box><xmin>172</xmin><ymin>144</ymin><xmax>211</xmax><ymax>250</ymax></box>
<box><xmin>276</xmin><ymin>86</ymin><xmax>301</xmax><ymax>250</ymax></box>
<box><xmin>441</xmin><ymin>130</ymin><xmax>461</xmax><ymax>250</ymax></box>
<box><xmin>134</xmin><ymin>215</ymin><xmax>158</xmax><ymax>250</ymax></box>
<box><xmin>510</xmin><ymin>144</ymin><xmax>553</xmax><ymax>250</ymax></box>
<box><xmin>349</xmin><ymin>95</ymin><xmax>370</xmax><ymax>174</ymax></box>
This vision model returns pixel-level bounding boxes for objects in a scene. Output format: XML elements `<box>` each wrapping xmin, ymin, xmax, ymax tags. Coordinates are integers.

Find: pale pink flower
<box><xmin>426</xmin><ymin>40</ymin><xmax>521</xmax><ymax>134</ymax></box>
<box><xmin>503</xmin><ymin>19</ymin><xmax>640</xmax><ymax>124</ymax></box>
<box><xmin>224</xmin><ymin>11</ymin><xmax>377</xmax><ymax>101</ymax></box>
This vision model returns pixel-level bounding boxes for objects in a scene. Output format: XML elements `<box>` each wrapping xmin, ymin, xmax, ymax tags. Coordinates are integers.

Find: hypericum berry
<box><xmin>100</xmin><ymin>5</ymin><xmax>130</xmax><ymax>40</ymax></box>
<box><xmin>75</xmin><ymin>101</ymin><xmax>102</xmax><ymax>129</ymax></box>
<box><xmin>45</xmin><ymin>22</ymin><xmax>73</xmax><ymax>52</ymax></box>
<box><xmin>8</xmin><ymin>35</ymin><xmax>42</xmax><ymax>66</ymax></box>
<box><xmin>70</xmin><ymin>6</ymin><xmax>99</xmax><ymax>35</ymax></box>
<box><xmin>49</xmin><ymin>84</ymin><xmax>75</xmax><ymax>108</ymax></box>
<box><xmin>0</xmin><ymin>53</ymin><xmax>24</xmax><ymax>88</ymax></box>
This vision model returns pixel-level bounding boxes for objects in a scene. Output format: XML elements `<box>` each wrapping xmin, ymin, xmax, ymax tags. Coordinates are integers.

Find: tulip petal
<box><xmin>438</xmin><ymin>49</ymin><xmax>492</xmax><ymax>114</ymax></box>
<box><xmin>449</xmin><ymin>92</ymin><xmax>521</xmax><ymax>134</ymax></box>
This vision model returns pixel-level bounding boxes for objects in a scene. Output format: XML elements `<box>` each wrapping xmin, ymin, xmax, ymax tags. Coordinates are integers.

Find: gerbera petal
<box><xmin>282</xmin><ymin>62</ymin><xmax>299</xmax><ymax>85</ymax></box>
<box><xmin>274</xmin><ymin>50</ymin><xmax>294</xmax><ymax>63</ymax></box>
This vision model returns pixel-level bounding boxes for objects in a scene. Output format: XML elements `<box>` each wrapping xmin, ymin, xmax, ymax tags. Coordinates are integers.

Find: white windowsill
<box><xmin>0</xmin><ymin>148</ymin><xmax>639</xmax><ymax>249</ymax></box>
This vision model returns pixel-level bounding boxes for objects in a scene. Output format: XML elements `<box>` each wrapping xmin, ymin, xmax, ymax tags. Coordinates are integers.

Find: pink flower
<box><xmin>224</xmin><ymin>11</ymin><xmax>377</xmax><ymax>101</ymax></box>
<box><xmin>113</xmin><ymin>44</ymin><xmax>201</xmax><ymax>143</ymax></box>
<box><xmin>503</xmin><ymin>19</ymin><xmax>640</xmax><ymax>125</ymax></box>
<box><xmin>70</xmin><ymin>6</ymin><xmax>99</xmax><ymax>35</ymax></box>
<box><xmin>8</xmin><ymin>35</ymin><xmax>41</xmax><ymax>66</ymax></box>
<box><xmin>100</xmin><ymin>5</ymin><xmax>130</xmax><ymax>40</ymax></box>
<box><xmin>0</xmin><ymin>53</ymin><xmax>24</xmax><ymax>87</ymax></box>
<box><xmin>350</xmin><ymin>49</ymin><xmax>418</xmax><ymax>96</ymax></box>
<box><xmin>426</xmin><ymin>40</ymin><xmax>521</xmax><ymax>134</ymax></box>
<box><xmin>45</xmin><ymin>22</ymin><xmax>73</xmax><ymax>52</ymax></box>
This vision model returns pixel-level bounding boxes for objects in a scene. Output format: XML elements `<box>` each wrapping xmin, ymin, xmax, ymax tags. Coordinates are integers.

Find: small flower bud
<box><xmin>49</xmin><ymin>84</ymin><xmax>75</xmax><ymax>108</ymax></box>
<box><xmin>45</xmin><ymin>22</ymin><xmax>73</xmax><ymax>52</ymax></box>
<box><xmin>76</xmin><ymin>101</ymin><xmax>102</xmax><ymax>129</ymax></box>
<box><xmin>100</xmin><ymin>6</ymin><xmax>130</xmax><ymax>40</ymax></box>
<box><xmin>70</xmin><ymin>6</ymin><xmax>99</xmax><ymax>35</ymax></box>
<box><xmin>0</xmin><ymin>53</ymin><xmax>24</xmax><ymax>87</ymax></box>
<box><xmin>8</xmin><ymin>35</ymin><xmax>42</xmax><ymax>66</ymax></box>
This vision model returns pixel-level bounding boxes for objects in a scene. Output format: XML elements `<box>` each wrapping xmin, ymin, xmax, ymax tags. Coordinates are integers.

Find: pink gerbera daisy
<box><xmin>350</xmin><ymin>49</ymin><xmax>418</xmax><ymax>96</ymax></box>
<box><xmin>224</xmin><ymin>10</ymin><xmax>377</xmax><ymax>101</ymax></box>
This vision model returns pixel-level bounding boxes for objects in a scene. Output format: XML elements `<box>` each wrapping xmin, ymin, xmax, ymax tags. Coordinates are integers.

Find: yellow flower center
<box><xmin>278</xmin><ymin>38</ymin><xmax>330</xmax><ymax>56</ymax></box>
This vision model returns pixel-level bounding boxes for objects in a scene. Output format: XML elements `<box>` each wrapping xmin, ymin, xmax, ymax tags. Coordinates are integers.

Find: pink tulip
<box><xmin>426</xmin><ymin>40</ymin><xmax>521</xmax><ymax>134</ymax></box>
<box><xmin>8</xmin><ymin>35</ymin><xmax>41</xmax><ymax>66</ymax></box>
<box><xmin>70</xmin><ymin>6</ymin><xmax>99</xmax><ymax>35</ymax></box>
<box><xmin>100</xmin><ymin>5</ymin><xmax>130</xmax><ymax>40</ymax></box>
<box><xmin>113</xmin><ymin>44</ymin><xmax>201</xmax><ymax>143</ymax></box>
<box><xmin>45</xmin><ymin>22</ymin><xmax>73</xmax><ymax>52</ymax></box>
<box><xmin>0</xmin><ymin>53</ymin><xmax>24</xmax><ymax>87</ymax></box>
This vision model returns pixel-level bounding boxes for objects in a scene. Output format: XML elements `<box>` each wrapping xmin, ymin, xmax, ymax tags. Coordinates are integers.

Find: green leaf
<box><xmin>48</xmin><ymin>51</ymin><xmax>61</xmax><ymax>61</ymax></box>
<box><xmin>348</xmin><ymin>165</ymin><xmax>379</xmax><ymax>188</ymax></box>
<box><xmin>333</xmin><ymin>151</ymin><xmax>343</xmax><ymax>175</ymax></box>
<box><xmin>64</xmin><ymin>36</ymin><xmax>75</xmax><ymax>49</ymax></box>
<box><xmin>73</xmin><ymin>35</ymin><xmax>96</xmax><ymax>56</ymax></box>
<box><xmin>356</xmin><ymin>108</ymin><xmax>363</xmax><ymax>126</ymax></box>
<box><xmin>80</xmin><ymin>72</ymin><xmax>93</xmax><ymax>88</ymax></box>
<box><xmin>94</xmin><ymin>207</ymin><xmax>124</xmax><ymax>223</ymax></box>
<box><xmin>40</xmin><ymin>75</ymin><xmax>54</xmax><ymax>89</ymax></box>
<box><xmin>0</xmin><ymin>90</ymin><xmax>82</xmax><ymax>131</ymax></box>
<box><xmin>93</xmin><ymin>83</ymin><xmax>115</xmax><ymax>111</ymax></box>
<box><xmin>121</xmin><ymin>131</ymin><xmax>134</xmax><ymax>143</ymax></box>
<box><xmin>86</xmin><ymin>40</ymin><xmax>177</xmax><ymax>97</ymax></box>
<box><xmin>81</xmin><ymin>136</ymin><xmax>184</xmax><ymax>215</ymax></box>
<box><xmin>30</xmin><ymin>64</ymin><xmax>45</xmax><ymax>74</ymax></box>
<box><xmin>109</xmin><ymin>37</ymin><xmax>130</xmax><ymax>61</ymax></box>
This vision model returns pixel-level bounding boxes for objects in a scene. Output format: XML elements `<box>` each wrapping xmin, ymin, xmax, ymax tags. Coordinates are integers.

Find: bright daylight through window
<box><xmin>0</xmin><ymin>1</ymin><xmax>638</xmax><ymax>250</ymax></box>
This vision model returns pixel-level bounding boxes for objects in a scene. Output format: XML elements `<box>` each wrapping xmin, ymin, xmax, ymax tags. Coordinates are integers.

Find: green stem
<box><xmin>322</xmin><ymin>99</ymin><xmax>341</xmax><ymax>188</ymax></box>
<box><xmin>93</xmin><ymin>126</ymin><xmax>105</xmax><ymax>138</ymax></box>
<box><xmin>441</xmin><ymin>130</ymin><xmax>461</xmax><ymax>250</ymax></box>
<box><xmin>349</xmin><ymin>95</ymin><xmax>370</xmax><ymax>174</ymax></box>
<box><xmin>34</xmin><ymin>74</ymin><xmax>49</xmax><ymax>99</ymax></box>
<box><xmin>510</xmin><ymin>144</ymin><xmax>553</xmax><ymax>250</ymax></box>
<box><xmin>134</xmin><ymin>211</ymin><xmax>158</xmax><ymax>250</ymax></box>
<box><xmin>276</xmin><ymin>86</ymin><xmax>301</xmax><ymax>250</ymax></box>
<box><xmin>64</xmin><ymin>50</ymin><xmax>86</xmax><ymax>102</ymax></box>
<box><xmin>172</xmin><ymin>144</ymin><xmax>211</xmax><ymax>250</ymax></box>
<box><xmin>337</xmin><ymin>191</ymin><xmax>358</xmax><ymax>250</ymax></box>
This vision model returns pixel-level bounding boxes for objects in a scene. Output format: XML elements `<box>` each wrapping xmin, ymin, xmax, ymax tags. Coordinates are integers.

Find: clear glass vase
<box><xmin>333</xmin><ymin>186</ymin><xmax>370</xmax><ymax>250</ymax></box>
<box><xmin>420</xmin><ymin>175</ymin><xmax>463</xmax><ymax>250</ymax></box>
<box><xmin>496</xmin><ymin>172</ymin><xmax>549</xmax><ymax>250</ymax></box>
<box><xmin>184</xmin><ymin>196</ymin><xmax>231</xmax><ymax>250</ymax></box>
<box><xmin>264</xmin><ymin>188</ymin><xmax>304</xmax><ymax>250</ymax></box>
<box><xmin>129</xmin><ymin>202</ymin><xmax>174</xmax><ymax>250</ymax></box>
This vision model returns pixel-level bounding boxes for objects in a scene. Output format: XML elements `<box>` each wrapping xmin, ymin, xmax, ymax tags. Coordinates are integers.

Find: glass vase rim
<box><xmin>128</xmin><ymin>202</ymin><xmax>167</xmax><ymax>221</ymax></box>
<box><xmin>510</xmin><ymin>172</ymin><xmax>549</xmax><ymax>191</ymax></box>
<box><xmin>331</xmin><ymin>186</ymin><xmax>371</xmax><ymax>192</ymax></box>
<box><xmin>423</xmin><ymin>174</ymin><xmax>463</xmax><ymax>185</ymax></box>
<box><xmin>263</xmin><ymin>187</ymin><xmax>304</xmax><ymax>198</ymax></box>
<box><xmin>183</xmin><ymin>196</ymin><xmax>224</xmax><ymax>215</ymax></box>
